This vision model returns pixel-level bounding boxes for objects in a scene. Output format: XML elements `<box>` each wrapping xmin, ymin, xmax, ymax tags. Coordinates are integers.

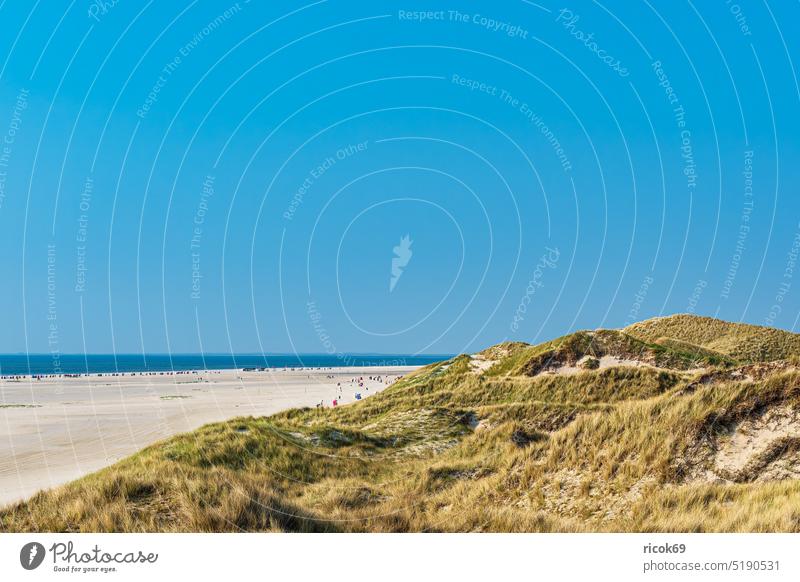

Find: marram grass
<box><xmin>3</xmin><ymin>314</ymin><xmax>800</xmax><ymax>532</ymax></box>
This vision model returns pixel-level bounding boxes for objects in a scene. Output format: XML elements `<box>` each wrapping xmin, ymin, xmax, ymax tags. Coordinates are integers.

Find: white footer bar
<box><xmin>1</xmin><ymin>533</ymin><xmax>797</xmax><ymax>581</ymax></box>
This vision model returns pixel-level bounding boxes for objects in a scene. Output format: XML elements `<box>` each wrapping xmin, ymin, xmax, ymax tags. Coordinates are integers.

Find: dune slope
<box><xmin>3</xmin><ymin>314</ymin><xmax>800</xmax><ymax>532</ymax></box>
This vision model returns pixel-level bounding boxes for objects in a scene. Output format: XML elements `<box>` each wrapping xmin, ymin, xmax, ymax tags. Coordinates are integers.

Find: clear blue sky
<box><xmin>0</xmin><ymin>1</ymin><xmax>798</xmax><ymax>355</ymax></box>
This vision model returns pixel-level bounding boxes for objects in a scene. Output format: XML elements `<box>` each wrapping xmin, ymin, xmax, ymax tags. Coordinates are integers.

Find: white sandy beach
<box><xmin>0</xmin><ymin>365</ymin><xmax>416</xmax><ymax>508</ymax></box>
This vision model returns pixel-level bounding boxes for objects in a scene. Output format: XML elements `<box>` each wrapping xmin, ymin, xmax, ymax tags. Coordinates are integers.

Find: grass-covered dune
<box><xmin>625</xmin><ymin>314</ymin><xmax>800</xmax><ymax>363</ymax></box>
<box><xmin>3</xmin><ymin>314</ymin><xmax>800</xmax><ymax>532</ymax></box>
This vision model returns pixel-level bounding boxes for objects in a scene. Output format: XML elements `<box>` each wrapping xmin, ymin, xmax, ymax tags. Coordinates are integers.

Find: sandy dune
<box><xmin>0</xmin><ymin>366</ymin><xmax>415</xmax><ymax>508</ymax></box>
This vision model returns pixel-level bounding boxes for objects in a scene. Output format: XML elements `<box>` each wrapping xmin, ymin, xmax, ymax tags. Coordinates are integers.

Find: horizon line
<box><xmin>0</xmin><ymin>352</ymin><xmax>456</xmax><ymax>357</ymax></box>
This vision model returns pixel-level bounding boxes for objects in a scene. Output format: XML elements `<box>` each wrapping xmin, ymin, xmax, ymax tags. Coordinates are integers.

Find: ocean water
<box><xmin>0</xmin><ymin>353</ymin><xmax>451</xmax><ymax>377</ymax></box>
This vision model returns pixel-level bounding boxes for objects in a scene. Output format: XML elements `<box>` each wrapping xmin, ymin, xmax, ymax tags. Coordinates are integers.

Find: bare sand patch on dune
<box><xmin>468</xmin><ymin>354</ymin><xmax>496</xmax><ymax>374</ymax></box>
<box><xmin>712</xmin><ymin>405</ymin><xmax>800</xmax><ymax>482</ymax></box>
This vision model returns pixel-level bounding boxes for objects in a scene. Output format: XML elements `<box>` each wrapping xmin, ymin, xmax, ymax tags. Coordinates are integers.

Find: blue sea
<box><xmin>0</xmin><ymin>353</ymin><xmax>451</xmax><ymax>377</ymax></box>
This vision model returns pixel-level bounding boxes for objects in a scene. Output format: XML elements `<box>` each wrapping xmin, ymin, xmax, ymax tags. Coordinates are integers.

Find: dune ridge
<box><xmin>3</xmin><ymin>314</ymin><xmax>800</xmax><ymax>532</ymax></box>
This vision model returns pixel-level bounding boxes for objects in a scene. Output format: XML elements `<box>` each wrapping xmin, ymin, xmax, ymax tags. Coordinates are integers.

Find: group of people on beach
<box><xmin>0</xmin><ymin>369</ymin><xmax>225</xmax><ymax>381</ymax></box>
<box><xmin>4</xmin><ymin>366</ymin><xmax>405</xmax><ymax>412</ymax></box>
<box><xmin>315</xmin><ymin>374</ymin><xmax>405</xmax><ymax>408</ymax></box>
<box><xmin>0</xmin><ymin>365</ymin><xmax>347</xmax><ymax>382</ymax></box>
